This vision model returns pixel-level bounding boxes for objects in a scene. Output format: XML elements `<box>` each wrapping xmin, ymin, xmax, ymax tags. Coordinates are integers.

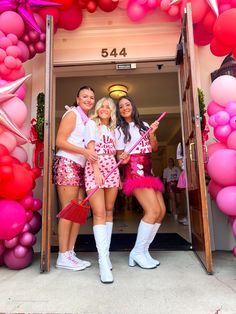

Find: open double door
<box><xmin>40</xmin><ymin>5</ymin><xmax>212</xmax><ymax>274</ymax></box>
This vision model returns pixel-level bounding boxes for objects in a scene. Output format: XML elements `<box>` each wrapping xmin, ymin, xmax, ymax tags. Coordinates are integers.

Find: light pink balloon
<box><xmin>11</xmin><ymin>146</ymin><xmax>28</xmax><ymax>163</ymax></box>
<box><xmin>216</xmin><ymin>186</ymin><xmax>236</xmax><ymax>216</ymax></box>
<box><xmin>15</xmin><ymin>125</ymin><xmax>30</xmax><ymax>145</ymax></box>
<box><xmin>214</xmin><ymin>124</ymin><xmax>232</xmax><ymax>142</ymax></box>
<box><xmin>207</xmin><ymin>101</ymin><xmax>225</xmax><ymax>116</ymax></box>
<box><xmin>207</xmin><ymin>149</ymin><xmax>236</xmax><ymax>186</ymax></box>
<box><xmin>2</xmin><ymin>97</ymin><xmax>27</xmax><ymax>128</ymax></box>
<box><xmin>17</xmin><ymin>40</ymin><xmax>30</xmax><ymax>63</ymax></box>
<box><xmin>0</xmin><ymin>11</ymin><xmax>25</xmax><ymax>38</ymax></box>
<box><xmin>210</xmin><ymin>75</ymin><xmax>236</xmax><ymax>106</ymax></box>
<box><xmin>227</xmin><ymin>130</ymin><xmax>236</xmax><ymax>150</ymax></box>
<box><xmin>0</xmin><ymin>131</ymin><xmax>17</xmax><ymax>152</ymax></box>
<box><xmin>208</xmin><ymin>180</ymin><xmax>223</xmax><ymax>200</ymax></box>
<box><xmin>207</xmin><ymin>142</ymin><xmax>227</xmax><ymax>157</ymax></box>
<box><xmin>214</xmin><ymin>110</ymin><xmax>230</xmax><ymax>125</ymax></box>
<box><xmin>225</xmin><ymin>102</ymin><xmax>236</xmax><ymax>117</ymax></box>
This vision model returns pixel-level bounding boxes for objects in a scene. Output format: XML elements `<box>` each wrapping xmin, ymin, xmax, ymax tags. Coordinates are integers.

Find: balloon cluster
<box><xmin>206</xmin><ymin>75</ymin><xmax>236</xmax><ymax>255</ymax></box>
<box><xmin>0</xmin><ymin>144</ymin><xmax>42</xmax><ymax>269</ymax></box>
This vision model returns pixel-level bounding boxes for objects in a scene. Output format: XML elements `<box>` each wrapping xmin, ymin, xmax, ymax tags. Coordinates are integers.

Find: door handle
<box><xmin>189</xmin><ymin>142</ymin><xmax>196</xmax><ymax>162</ymax></box>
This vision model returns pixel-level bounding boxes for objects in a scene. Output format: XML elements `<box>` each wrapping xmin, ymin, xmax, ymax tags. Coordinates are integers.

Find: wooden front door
<box><xmin>40</xmin><ymin>15</ymin><xmax>54</xmax><ymax>273</ymax></box>
<box><xmin>179</xmin><ymin>4</ymin><xmax>213</xmax><ymax>274</ymax></box>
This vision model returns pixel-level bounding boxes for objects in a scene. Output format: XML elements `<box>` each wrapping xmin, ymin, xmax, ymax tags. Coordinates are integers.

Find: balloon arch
<box><xmin>0</xmin><ymin>0</ymin><xmax>236</xmax><ymax>270</ymax></box>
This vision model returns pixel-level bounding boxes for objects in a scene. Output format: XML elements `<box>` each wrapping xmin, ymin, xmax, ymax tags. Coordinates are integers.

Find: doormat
<box><xmin>72</xmin><ymin>233</ymin><xmax>191</xmax><ymax>252</ymax></box>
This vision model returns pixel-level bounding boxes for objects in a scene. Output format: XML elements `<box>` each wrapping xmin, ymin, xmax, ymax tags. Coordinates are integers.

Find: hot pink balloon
<box><xmin>227</xmin><ymin>130</ymin><xmax>236</xmax><ymax>150</ymax></box>
<box><xmin>11</xmin><ymin>146</ymin><xmax>28</xmax><ymax>163</ymax></box>
<box><xmin>4</xmin><ymin>236</ymin><xmax>19</xmax><ymax>249</ymax></box>
<box><xmin>214</xmin><ymin>110</ymin><xmax>230</xmax><ymax>125</ymax></box>
<box><xmin>19</xmin><ymin>232</ymin><xmax>36</xmax><ymax>247</ymax></box>
<box><xmin>207</xmin><ymin>142</ymin><xmax>227</xmax><ymax>157</ymax></box>
<box><xmin>225</xmin><ymin>102</ymin><xmax>236</xmax><ymax>117</ymax></box>
<box><xmin>4</xmin><ymin>246</ymin><xmax>33</xmax><ymax>270</ymax></box>
<box><xmin>208</xmin><ymin>115</ymin><xmax>218</xmax><ymax>127</ymax></box>
<box><xmin>207</xmin><ymin>149</ymin><xmax>236</xmax><ymax>186</ymax></box>
<box><xmin>0</xmin><ymin>200</ymin><xmax>26</xmax><ymax>240</ymax></box>
<box><xmin>0</xmin><ymin>11</ymin><xmax>25</xmax><ymax>38</ymax></box>
<box><xmin>229</xmin><ymin>116</ymin><xmax>236</xmax><ymax>130</ymax></box>
<box><xmin>216</xmin><ymin>186</ymin><xmax>236</xmax><ymax>216</ymax></box>
<box><xmin>19</xmin><ymin>195</ymin><xmax>34</xmax><ymax>210</ymax></box>
<box><xmin>214</xmin><ymin>124</ymin><xmax>232</xmax><ymax>142</ymax></box>
<box><xmin>14</xmin><ymin>244</ymin><xmax>28</xmax><ymax>258</ymax></box>
<box><xmin>210</xmin><ymin>75</ymin><xmax>236</xmax><ymax>106</ymax></box>
<box><xmin>32</xmin><ymin>198</ymin><xmax>42</xmax><ymax>212</ymax></box>
<box><xmin>127</xmin><ymin>1</ymin><xmax>147</xmax><ymax>21</ymax></box>
<box><xmin>208</xmin><ymin>179</ymin><xmax>223</xmax><ymax>199</ymax></box>
<box><xmin>194</xmin><ymin>23</ymin><xmax>213</xmax><ymax>46</ymax></box>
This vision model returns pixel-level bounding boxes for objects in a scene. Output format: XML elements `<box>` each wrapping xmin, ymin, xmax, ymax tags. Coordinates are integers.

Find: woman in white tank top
<box><xmin>53</xmin><ymin>86</ymin><xmax>97</xmax><ymax>271</ymax></box>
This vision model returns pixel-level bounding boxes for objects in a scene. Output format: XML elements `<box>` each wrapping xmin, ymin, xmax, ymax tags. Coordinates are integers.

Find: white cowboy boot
<box><xmin>144</xmin><ymin>223</ymin><xmax>161</xmax><ymax>267</ymax></box>
<box><xmin>106</xmin><ymin>221</ymin><xmax>113</xmax><ymax>270</ymax></box>
<box><xmin>129</xmin><ymin>220</ymin><xmax>157</xmax><ymax>269</ymax></box>
<box><xmin>93</xmin><ymin>224</ymin><xmax>113</xmax><ymax>284</ymax></box>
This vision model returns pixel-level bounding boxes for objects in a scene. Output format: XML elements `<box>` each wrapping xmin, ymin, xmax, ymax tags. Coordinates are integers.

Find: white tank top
<box><xmin>56</xmin><ymin>107</ymin><xmax>86</xmax><ymax>167</ymax></box>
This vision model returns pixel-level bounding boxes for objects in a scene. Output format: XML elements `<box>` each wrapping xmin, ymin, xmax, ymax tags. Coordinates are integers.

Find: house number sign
<box><xmin>101</xmin><ymin>48</ymin><xmax>127</xmax><ymax>58</ymax></box>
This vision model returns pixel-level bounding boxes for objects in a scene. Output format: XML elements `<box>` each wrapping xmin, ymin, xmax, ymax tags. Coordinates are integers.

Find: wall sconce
<box><xmin>108</xmin><ymin>84</ymin><xmax>128</xmax><ymax>99</ymax></box>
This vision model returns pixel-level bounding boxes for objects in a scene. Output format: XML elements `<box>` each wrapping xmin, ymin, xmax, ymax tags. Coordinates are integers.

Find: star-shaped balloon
<box><xmin>0</xmin><ymin>74</ymin><xmax>31</xmax><ymax>142</ymax></box>
<box><xmin>0</xmin><ymin>0</ymin><xmax>62</xmax><ymax>33</ymax></box>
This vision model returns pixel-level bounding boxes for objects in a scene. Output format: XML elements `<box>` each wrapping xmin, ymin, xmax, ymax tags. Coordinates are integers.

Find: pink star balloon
<box><xmin>0</xmin><ymin>0</ymin><xmax>62</xmax><ymax>33</ymax></box>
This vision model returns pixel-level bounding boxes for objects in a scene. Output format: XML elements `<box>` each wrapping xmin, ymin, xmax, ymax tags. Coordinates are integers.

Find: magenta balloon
<box><xmin>0</xmin><ymin>240</ymin><xmax>5</xmax><ymax>255</ymax></box>
<box><xmin>19</xmin><ymin>195</ymin><xmax>34</xmax><ymax>210</ymax></box>
<box><xmin>28</xmin><ymin>44</ymin><xmax>36</xmax><ymax>59</ymax></box>
<box><xmin>225</xmin><ymin>102</ymin><xmax>236</xmax><ymax>117</ymax></box>
<box><xmin>210</xmin><ymin>75</ymin><xmax>236</xmax><ymax>106</ymax></box>
<box><xmin>227</xmin><ymin>130</ymin><xmax>236</xmax><ymax>150</ymax></box>
<box><xmin>214</xmin><ymin>110</ymin><xmax>230</xmax><ymax>126</ymax></box>
<box><xmin>214</xmin><ymin>124</ymin><xmax>232</xmax><ymax>142</ymax></box>
<box><xmin>208</xmin><ymin>115</ymin><xmax>218</xmax><ymax>127</ymax></box>
<box><xmin>208</xmin><ymin>180</ymin><xmax>223</xmax><ymax>200</ymax></box>
<box><xmin>28</xmin><ymin>30</ymin><xmax>40</xmax><ymax>43</ymax></box>
<box><xmin>0</xmin><ymin>11</ymin><xmax>25</xmax><ymax>38</ymax></box>
<box><xmin>4</xmin><ymin>247</ymin><xmax>33</xmax><ymax>270</ymax></box>
<box><xmin>19</xmin><ymin>232</ymin><xmax>36</xmax><ymax>247</ymax></box>
<box><xmin>0</xmin><ymin>200</ymin><xmax>26</xmax><ymax>240</ymax></box>
<box><xmin>28</xmin><ymin>212</ymin><xmax>42</xmax><ymax>234</ymax></box>
<box><xmin>207</xmin><ymin>142</ymin><xmax>227</xmax><ymax>157</ymax></box>
<box><xmin>21</xmin><ymin>222</ymin><xmax>32</xmax><ymax>233</ymax></box>
<box><xmin>4</xmin><ymin>236</ymin><xmax>19</xmax><ymax>249</ymax></box>
<box><xmin>34</xmin><ymin>41</ymin><xmax>45</xmax><ymax>53</ymax></box>
<box><xmin>207</xmin><ymin>101</ymin><xmax>224</xmax><ymax>116</ymax></box>
<box><xmin>25</xmin><ymin>210</ymin><xmax>33</xmax><ymax>222</ymax></box>
<box><xmin>32</xmin><ymin>198</ymin><xmax>42</xmax><ymax>212</ymax></box>
<box><xmin>14</xmin><ymin>244</ymin><xmax>28</xmax><ymax>258</ymax></box>
<box><xmin>21</xmin><ymin>34</ymin><xmax>31</xmax><ymax>45</ymax></box>
<box><xmin>207</xmin><ymin>149</ymin><xmax>236</xmax><ymax>186</ymax></box>
<box><xmin>216</xmin><ymin>186</ymin><xmax>236</xmax><ymax>216</ymax></box>
<box><xmin>229</xmin><ymin>116</ymin><xmax>236</xmax><ymax>129</ymax></box>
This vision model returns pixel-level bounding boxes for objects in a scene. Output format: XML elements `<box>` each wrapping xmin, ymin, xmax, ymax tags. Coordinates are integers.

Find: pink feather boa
<box><xmin>123</xmin><ymin>176</ymin><xmax>164</xmax><ymax>197</ymax></box>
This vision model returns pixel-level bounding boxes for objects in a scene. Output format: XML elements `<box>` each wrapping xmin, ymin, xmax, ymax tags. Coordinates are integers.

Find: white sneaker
<box><xmin>69</xmin><ymin>250</ymin><xmax>91</xmax><ymax>268</ymax></box>
<box><xmin>178</xmin><ymin>217</ymin><xmax>188</xmax><ymax>225</ymax></box>
<box><xmin>56</xmin><ymin>252</ymin><xmax>86</xmax><ymax>271</ymax></box>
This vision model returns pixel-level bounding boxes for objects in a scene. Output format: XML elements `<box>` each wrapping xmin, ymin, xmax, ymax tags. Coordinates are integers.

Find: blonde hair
<box><xmin>90</xmin><ymin>97</ymin><xmax>116</xmax><ymax>130</ymax></box>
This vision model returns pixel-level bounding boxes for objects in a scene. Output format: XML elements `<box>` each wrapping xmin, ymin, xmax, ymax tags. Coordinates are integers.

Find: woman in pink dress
<box><xmin>115</xmin><ymin>96</ymin><xmax>166</xmax><ymax>269</ymax></box>
<box><xmin>84</xmin><ymin>97</ymin><xmax>120</xmax><ymax>284</ymax></box>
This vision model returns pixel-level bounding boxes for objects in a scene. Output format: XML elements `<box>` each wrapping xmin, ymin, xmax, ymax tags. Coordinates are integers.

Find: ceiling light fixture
<box><xmin>108</xmin><ymin>84</ymin><xmax>128</xmax><ymax>99</ymax></box>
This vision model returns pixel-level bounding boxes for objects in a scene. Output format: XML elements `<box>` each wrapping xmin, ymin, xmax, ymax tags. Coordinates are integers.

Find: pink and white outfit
<box><xmin>115</xmin><ymin>122</ymin><xmax>164</xmax><ymax>196</ymax></box>
<box><xmin>84</xmin><ymin>120</ymin><xmax>120</xmax><ymax>191</ymax></box>
<box><xmin>53</xmin><ymin>107</ymin><xmax>87</xmax><ymax>186</ymax></box>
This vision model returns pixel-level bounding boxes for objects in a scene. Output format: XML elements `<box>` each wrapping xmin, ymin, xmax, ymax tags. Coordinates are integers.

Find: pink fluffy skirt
<box><xmin>123</xmin><ymin>176</ymin><xmax>164</xmax><ymax>197</ymax></box>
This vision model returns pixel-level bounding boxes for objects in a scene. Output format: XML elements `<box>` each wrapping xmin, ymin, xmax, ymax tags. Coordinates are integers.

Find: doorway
<box><xmin>52</xmin><ymin>60</ymin><xmax>191</xmax><ymax>251</ymax></box>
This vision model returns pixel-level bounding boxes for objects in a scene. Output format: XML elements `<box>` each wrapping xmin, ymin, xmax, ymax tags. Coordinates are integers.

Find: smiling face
<box><xmin>77</xmin><ymin>88</ymin><xmax>95</xmax><ymax>113</ymax></box>
<box><xmin>118</xmin><ymin>97</ymin><xmax>133</xmax><ymax>122</ymax></box>
<box><xmin>97</xmin><ymin>99</ymin><xmax>112</xmax><ymax>124</ymax></box>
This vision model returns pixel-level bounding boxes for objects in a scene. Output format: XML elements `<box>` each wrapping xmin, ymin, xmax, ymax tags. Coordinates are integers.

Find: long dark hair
<box><xmin>72</xmin><ymin>86</ymin><xmax>95</xmax><ymax>107</ymax></box>
<box><xmin>116</xmin><ymin>96</ymin><xmax>148</xmax><ymax>143</ymax></box>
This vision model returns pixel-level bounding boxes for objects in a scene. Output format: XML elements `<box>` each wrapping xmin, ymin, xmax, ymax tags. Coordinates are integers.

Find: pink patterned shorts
<box><xmin>85</xmin><ymin>155</ymin><xmax>120</xmax><ymax>191</ymax></box>
<box><xmin>53</xmin><ymin>156</ymin><xmax>84</xmax><ymax>186</ymax></box>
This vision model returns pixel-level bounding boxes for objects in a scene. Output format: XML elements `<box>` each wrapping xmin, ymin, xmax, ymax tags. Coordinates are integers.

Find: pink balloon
<box><xmin>0</xmin><ymin>63</ymin><xmax>11</xmax><ymax>76</ymax></box>
<box><xmin>19</xmin><ymin>195</ymin><xmax>34</xmax><ymax>210</ymax></box>
<box><xmin>4</xmin><ymin>56</ymin><xmax>17</xmax><ymax>69</ymax></box>
<box><xmin>207</xmin><ymin>142</ymin><xmax>227</xmax><ymax>157</ymax></box>
<box><xmin>0</xmin><ymin>11</ymin><xmax>25</xmax><ymax>38</ymax></box>
<box><xmin>214</xmin><ymin>110</ymin><xmax>230</xmax><ymax>125</ymax></box>
<box><xmin>13</xmin><ymin>244</ymin><xmax>28</xmax><ymax>258</ymax></box>
<box><xmin>28</xmin><ymin>212</ymin><xmax>42</xmax><ymax>234</ymax></box>
<box><xmin>118</xmin><ymin>0</ymin><xmax>129</xmax><ymax>9</ymax></box>
<box><xmin>207</xmin><ymin>101</ymin><xmax>225</xmax><ymax>116</ymax></box>
<box><xmin>127</xmin><ymin>1</ymin><xmax>147</xmax><ymax>21</ymax></box>
<box><xmin>7</xmin><ymin>34</ymin><xmax>18</xmax><ymax>45</ymax></box>
<box><xmin>21</xmin><ymin>222</ymin><xmax>32</xmax><ymax>233</ymax></box>
<box><xmin>227</xmin><ymin>130</ymin><xmax>236</xmax><ymax>150</ymax></box>
<box><xmin>207</xmin><ymin>149</ymin><xmax>236</xmax><ymax>186</ymax></box>
<box><xmin>0</xmin><ymin>48</ymin><xmax>6</xmax><ymax>62</ymax></box>
<box><xmin>160</xmin><ymin>0</ymin><xmax>170</xmax><ymax>11</ymax></box>
<box><xmin>0</xmin><ymin>240</ymin><xmax>5</xmax><ymax>255</ymax></box>
<box><xmin>214</xmin><ymin>124</ymin><xmax>232</xmax><ymax>142</ymax></box>
<box><xmin>15</xmin><ymin>125</ymin><xmax>30</xmax><ymax>145</ymax></box>
<box><xmin>33</xmin><ymin>12</ymin><xmax>46</xmax><ymax>33</ymax></box>
<box><xmin>0</xmin><ymin>131</ymin><xmax>17</xmax><ymax>152</ymax></box>
<box><xmin>4</xmin><ymin>246</ymin><xmax>33</xmax><ymax>270</ymax></box>
<box><xmin>34</xmin><ymin>41</ymin><xmax>45</xmax><ymax>53</ymax></box>
<box><xmin>28</xmin><ymin>31</ymin><xmax>40</xmax><ymax>43</ymax></box>
<box><xmin>208</xmin><ymin>180</ymin><xmax>223</xmax><ymax>199</ymax></box>
<box><xmin>2</xmin><ymin>97</ymin><xmax>27</xmax><ymax>128</ymax></box>
<box><xmin>216</xmin><ymin>186</ymin><xmax>236</xmax><ymax>216</ymax></box>
<box><xmin>17</xmin><ymin>40</ymin><xmax>30</xmax><ymax>63</ymax></box>
<box><xmin>208</xmin><ymin>115</ymin><xmax>218</xmax><ymax>127</ymax></box>
<box><xmin>4</xmin><ymin>236</ymin><xmax>19</xmax><ymax>249</ymax></box>
<box><xmin>0</xmin><ymin>200</ymin><xmax>26</xmax><ymax>240</ymax></box>
<box><xmin>6</xmin><ymin>46</ymin><xmax>21</xmax><ymax>58</ymax></box>
<box><xmin>232</xmin><ymin>218</ymin><xmax>236</xmax><ymax>236</ymax></box>
<box><xmin>225</xmin><ymin>102</ymin><xmax>236</xmax><ymax>117</ymax></box>
<box><xmin>15</xmin><ymin>84</ymin><xmax>27</xmax><ymax>101</ymax></box>
<box><xmin>0</xmin><ymin>37</ymin><xmax>12</xmax><ymax>50</ymax></box>
<box><xmin>25</xmin><ymin>210</ymin><xmax>33</xmax><ymax>222</ymax></box>
<box><xmin>210</xmin><ymin>75</ymin><xmax>236</xmax><ymax>106</ymax></box>
<box><xmin>11</xmin><ymin>146</ymin><xmax>28</xmax><ymax>163</ymax></box>
<box><xmin>19</xmin><ymin>232</ymin><xmax>36</xmax><ymax>247</ymax></box>
<box><xmin>32</xmin><ymin>199</ymin><xmax>42</xmax><ymax>212</ymax></box>
<box><xmin>5</xmin><ymin>66</ymin><xmax>25</xmax><ymax>81</ymax></box>
<box><xmin>229</xmin><ymin>116</ymin><xmax>236</xmax><ymax>129</ymax></box>
<box><xmin>191</xmin><ymin>0</ymin><xmax>209</xmax><ymax>24</ymax></box>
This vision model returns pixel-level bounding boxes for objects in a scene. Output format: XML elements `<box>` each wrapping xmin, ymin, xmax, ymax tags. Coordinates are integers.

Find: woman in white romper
<box><xmin>84</xmin><ymin>97</ymin><xmax>119</xmax><ymax>284</ymax></box>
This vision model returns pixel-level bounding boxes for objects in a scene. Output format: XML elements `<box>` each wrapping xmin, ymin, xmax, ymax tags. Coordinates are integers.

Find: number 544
<box><xmin>101</xmin><ymin>48</ymin><xmax>127</xmax><ymax>58</ymax></box>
